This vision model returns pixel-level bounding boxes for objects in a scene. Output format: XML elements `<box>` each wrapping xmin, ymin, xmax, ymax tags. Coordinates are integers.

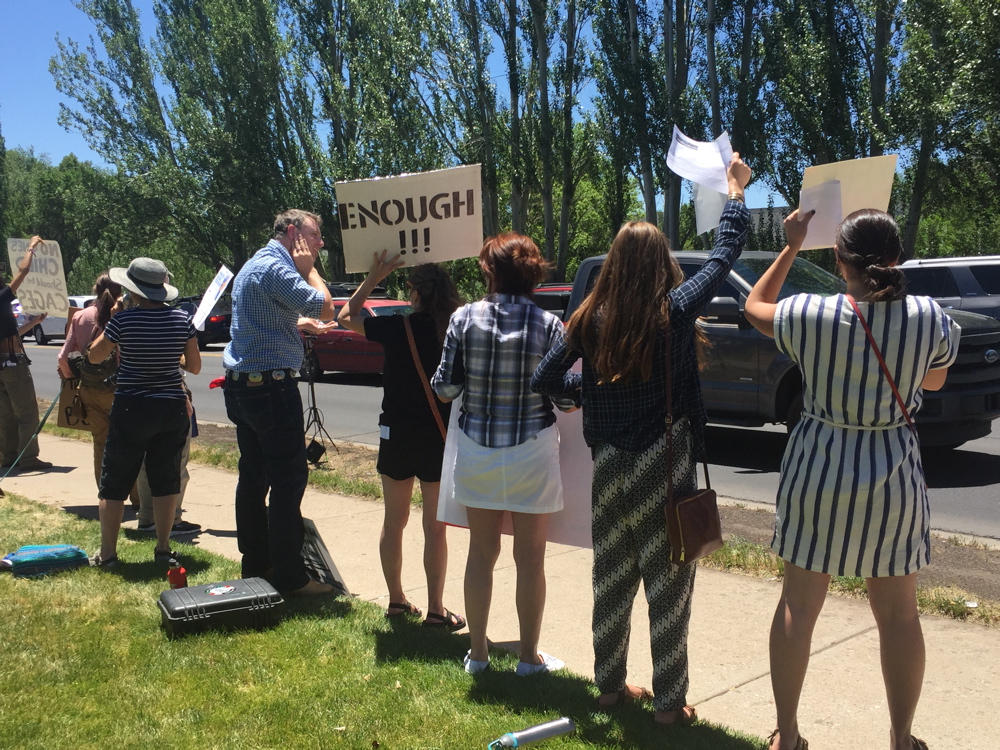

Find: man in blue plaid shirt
<box><xmin>223</xmin><ymin>209</ymin><xmax>335</xmax><ymax>595</ymax></box>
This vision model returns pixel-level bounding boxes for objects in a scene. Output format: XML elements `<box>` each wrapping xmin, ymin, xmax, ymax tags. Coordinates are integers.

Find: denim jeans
<box><xmin>224</xmin><ymin>376</ymin><xmax>310</xmax><ymax>592</ymax></box>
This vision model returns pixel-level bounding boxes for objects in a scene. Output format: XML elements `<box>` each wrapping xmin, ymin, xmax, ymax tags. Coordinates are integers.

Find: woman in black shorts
<box><xmin>339</xmin><ymin>253</ymin><xmax>465</xmax><ymax>630</ymax></box>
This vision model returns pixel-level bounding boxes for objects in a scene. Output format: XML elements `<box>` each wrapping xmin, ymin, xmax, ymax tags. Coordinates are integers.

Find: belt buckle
<box><xmin>247</xmin><ymin>372</ymin><xmax>264</xmax><ymax>387</ymax></box>
<box><xmin>272</xmin><ymin>369</ymin><xmax>286</xmax><ymax>381</ymax></box>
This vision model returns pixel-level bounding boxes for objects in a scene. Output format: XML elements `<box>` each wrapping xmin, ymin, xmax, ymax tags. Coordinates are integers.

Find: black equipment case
<box><xmin>158</xmin><ymin>577</ymin><xmax>285</xmax><ymax>638</ymax></box>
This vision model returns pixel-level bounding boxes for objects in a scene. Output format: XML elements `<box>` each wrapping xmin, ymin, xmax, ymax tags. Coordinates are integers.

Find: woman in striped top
<box><xmin>88</xmin><ymin>258</ymin><xmax>201</xmax><ymax>568</ymax></box>
<box><xmin>745</xmin><ymin>209</ymin><xmax>959</xmax><ymax>750</ymax></box>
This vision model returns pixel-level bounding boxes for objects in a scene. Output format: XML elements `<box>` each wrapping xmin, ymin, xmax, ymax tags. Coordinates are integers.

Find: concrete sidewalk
<box><xmin>4</xmin><ymin>433</ymin><xmax>996</xmax><ymax>748</ymax></box>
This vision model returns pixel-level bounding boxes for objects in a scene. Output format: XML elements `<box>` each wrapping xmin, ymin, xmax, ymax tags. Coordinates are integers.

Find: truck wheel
<box><xmin>785</xmin><ymin>392</ymin><xmax>803</xmax><ymax>433</ymax></box>
<box><xmin>300</xmin><ymin>352</ymin><xmax>322</xmax><ymax>382</ymax></box>
<box><xmin>33</xmin><ymin>326</ymin><xmax>48</xmax><ymax>346</ymax></box>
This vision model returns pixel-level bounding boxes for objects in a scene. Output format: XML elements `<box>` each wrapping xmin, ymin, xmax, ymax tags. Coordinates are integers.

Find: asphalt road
<box><xmin>26</xmin><ymin>341</ymin><xmax>1000</xmax><ymax>542</ymax></box>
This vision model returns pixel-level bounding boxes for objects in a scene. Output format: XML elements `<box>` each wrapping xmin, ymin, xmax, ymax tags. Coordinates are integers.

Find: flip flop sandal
<box><xmin>91</xmin><ymin>555</ymin><xmax>119</xmax><ymax>569</ymax></box>
<box><xmin>911</xmin><ymin>739</ymin><xmax>928</xmax><ymax>750</ymax></box>
<box><xmin>385</xmin><ymin>601</ymin><xmax>422</xmax><ymax>618</ymax></box>
<box><xmin>654</xmin><ymin>705</ymin><xmax>698</xmax><ymax>727</ymax></box>
<box><xmin>594</xmin><ymin>685</ymin><xmax>654</xmax><ymax>712</ymax></box>
<box><xmin>423</xmin><ymin>609</ymin><xmax>467</xmax><ymax>631</ymax></box>
<box><xmin>766</xmin><ymin>730</ymin><xmax>809</xmax><ymax>750</ymax></box>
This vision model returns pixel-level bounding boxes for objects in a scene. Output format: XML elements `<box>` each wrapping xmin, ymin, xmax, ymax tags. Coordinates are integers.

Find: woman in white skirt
<box><xmin>745</xmin><ymin>209</ymin><xmax>959</xmax><ymax>750</ymax></box>
<box><xmin>432</xmin><ymin>233</ymin><xmax>576</xmax><ymax>676</ymax></box>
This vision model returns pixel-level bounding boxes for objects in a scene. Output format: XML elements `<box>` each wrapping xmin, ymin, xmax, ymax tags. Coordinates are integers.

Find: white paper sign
<box><xmin>694</xmin><ymin>182</ymin><xmax>730</xmax><ymax>236</ymax></box>
<box><xmin>797</xmin><ymin>180</ymin><xmax>844</xmax><ymax>250</ymax></box>
<box><xmin>192</xmin><ymin>265</ymin><xmax>234</xmax><ymax>331</ymax></box>
<box><xmin>667</xmin><ymin>126</ymin><xmax>733</xmax><ymax>195</ymax></box>
<box><xmin>438</xmin><ymin>394</ymin><xmax>595</xmax><ymax>549</ymax></box>
<box><xmin>335</xmin><ymin>165</ymin><xmax>484</xmax><ymax>273</ymax></box>
<box><xmin>6</xmin><ymin>238</ymin><xmax>68</xmax><ymax>316</ymax></box>
<box><xmin>799</xmin><ymin>154</ymin><xmax>898</xmax><ymax>240</ymax></box>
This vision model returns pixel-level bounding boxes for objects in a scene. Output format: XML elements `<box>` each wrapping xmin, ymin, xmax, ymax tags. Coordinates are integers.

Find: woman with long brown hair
<box><xmin>432</xmin><ymin>234</ymin><xmax>575</xmax><ymax>676</ymax></box>
<box><xmin>533</xmin><ymin>155</ymin><xmax>751</xmax><ymax>725</ymax></box>
<box><xmin>744</xmin><ymin>209</ymin><xmax>959</xmax><ymax>750</ymax></box>
<box><xmin>340</xmin><ymin>253</ymin><xmax>465</xmax><ymax>630</ymax></box>
<box><xmin>58</xmin><ymin>272</ymin><xmax>128</xmax><ymax>493</ymax></box>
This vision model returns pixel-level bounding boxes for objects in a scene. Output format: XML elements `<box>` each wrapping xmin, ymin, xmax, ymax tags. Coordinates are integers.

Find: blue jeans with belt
<box><xmin>224</xmin><ymin>372</ymin><xmax>310</xmax><ymax>592</ymax></box>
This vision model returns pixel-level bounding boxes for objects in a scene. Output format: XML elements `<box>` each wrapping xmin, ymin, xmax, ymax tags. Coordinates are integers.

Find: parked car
<box><xmin>566</xmin><ymin>252</ymin><xmax>1000</xmax><ymax>449</ymax></box>
<box><xmin>533</xmin><ymin>283</ymin><xmax>574</xmax><ymax>320</ymax></box>
<box><xmin>17</xmin><ymin>294</ymin><xmax>96</xmax><ymax>345</ymax></box>
<box><xmin>901</xmin><ymin>256</ymin><xmax>1000</xmax><ymax>323</ymax></box>
<box><xmin>299</xmin><ymin>298</ymin><xmax>412</xmax><ymax>379</ymax></box>
<box><xmin>172</xmin><ymin>294</ymin><xmax>233</xmax><ymax>350</ymax></box>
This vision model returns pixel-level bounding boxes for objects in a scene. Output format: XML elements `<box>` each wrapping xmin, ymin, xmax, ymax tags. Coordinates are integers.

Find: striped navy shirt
<box><xmin>103</xmin><ymin>306</ymin><xmax>194</xmax><ymax>399</ymax></box>
<box><xmin>223</xmin><ymin>240</ymin><xmax>326</xmax><ymax>372</ymax></box>
<box><xmin>432</xmin><ymin>295</ymin><xmax>573</xmax><ymax>448</ymax></box>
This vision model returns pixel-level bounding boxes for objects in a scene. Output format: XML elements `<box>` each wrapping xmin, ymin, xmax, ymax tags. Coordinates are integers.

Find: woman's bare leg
<box><xmin>380</xmin><ymin>475</ymin><xmax>414</xmax><ymax>611</ymax></box>
<box><xmin>769</xmin><ymin>562</ymin><xmax>830</xmax><ymax>750</ymax></box>
<box><xmin>510</xmin><ymin>511</ymin><xmax>551</xmax><ymax>665</ymax></box>
<box><xmin>418</xmin><ymin>479</ymin><xmax>448</xmax><ymax>616</ymax></box>
<box><xmin>464</xmin><ymin>507</ymin><xmax>503</xmax><ymax>662</ymax></box>
<box><xmin>867</xmin><ymin>574</ymin><xmax>924</xmax><ymax>750</ymax></box>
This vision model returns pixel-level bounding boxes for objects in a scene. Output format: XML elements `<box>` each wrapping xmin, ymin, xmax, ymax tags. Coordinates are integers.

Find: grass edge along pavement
<box><xmin>0</xmin><ymin>491</ymin><xmax>766</xmax><ymax>750</ymax></box>
<box><xmin>38</xmin><ymin>420</ymin><xmax>1000</xmax><ymax>628</ymax></box>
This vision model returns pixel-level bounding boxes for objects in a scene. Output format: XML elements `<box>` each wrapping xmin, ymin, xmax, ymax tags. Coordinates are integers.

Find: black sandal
<box><xmin>385</xmin><ymin>601</ymin><xmax>422</xmax><ymax>618</ymax></box>
<box><xmin>423</xmin><ymin>609</ymin><xmax>466</xmax><ymax>631</ymax></box>
<box><xmin>91</xmin><ymin>554</ymin><xmax>119</xmax><ymax>568</ymax></box>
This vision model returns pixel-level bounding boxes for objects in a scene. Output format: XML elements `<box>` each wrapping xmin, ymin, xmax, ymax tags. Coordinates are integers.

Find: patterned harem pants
<box><xmin>591</xmin><ymin>419</ymin><xmax>697</xmax><ymax>712</ymax></box>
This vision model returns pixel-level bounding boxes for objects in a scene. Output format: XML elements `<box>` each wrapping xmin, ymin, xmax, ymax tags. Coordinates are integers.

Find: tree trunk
<box><xmin>508</xmin><ymin>0</ymin><xmax>525</xmax><ymax>233</ymax></box>
<box><xmin>706</xmin><ymin>0</ymin><xmax>721</xmax><ymax>138</ymax></box>
<box><xmin>628</xmin><ymin>0</ymin><xmax>657</xmax><ymax>223</ymax></box>
<box><xmin>732</xmin><ymin>0</ymin><xmax>755</xmax><ymax>149</ymax></box>
<box><xmin>530</xmin><ymin>0</ymin><xmax>556</xmax><ymax>261</ymax></box>
<box><xmin>870</xmin><ymin>0</ymin><xmax>892</xmax><ymax>157</ymax></box>
<box><xmin>902</xmin><ymin>126</ymin><xmax>935</xmax><ymax>258</ymax></box>
<box><xmin>556</xmin><ymin>0</ymin><xmax>578</xmax><ymax>283</ymax></box>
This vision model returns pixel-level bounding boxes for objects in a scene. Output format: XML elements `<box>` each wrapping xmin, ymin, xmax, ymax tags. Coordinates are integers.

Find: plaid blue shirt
<box><xmin>223</xmin><ymin>240</ymin><xmax>326</xmax><ymax>372</ymax></box>
<box><xmin>432</xmin><ymin>295</ymin><xmax>574</xmax><ymax>448</ymax></box>
<box><xmin>532</xmin><ymin>199</ymin><xmax>751</xmax><ymax>458</ymax></box>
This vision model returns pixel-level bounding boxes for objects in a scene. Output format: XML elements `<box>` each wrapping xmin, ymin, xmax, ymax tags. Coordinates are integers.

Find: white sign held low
<box><xmin>336</xmin><ymin>165</ymin><xmax>484</xmax><ymax>273</ymax></box>
<box><xmin>192</xmin><ymin>265</ymin><xmax>234</xmax><ymax>331</ymax></box>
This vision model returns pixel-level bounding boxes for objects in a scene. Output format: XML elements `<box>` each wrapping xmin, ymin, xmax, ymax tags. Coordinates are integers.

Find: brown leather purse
<box><xmin>663</xmin><ymin>331</ymin><xmax>724</xmax><ymax>564</ymax></box>
<box><xmin>403</xmin><ymin>316</ymin><xmax>447</xmax><ymax>441</ymax></box>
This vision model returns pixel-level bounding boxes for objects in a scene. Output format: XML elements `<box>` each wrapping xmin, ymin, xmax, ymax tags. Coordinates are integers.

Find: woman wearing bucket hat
<box><xmin>87</xmin><ymin>257</ymin><xmax>201</xmax><ymax>567</ymax></box>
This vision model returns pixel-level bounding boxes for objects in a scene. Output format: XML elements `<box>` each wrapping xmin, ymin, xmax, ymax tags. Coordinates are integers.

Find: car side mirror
<box><xmin>704</xmin><ymin>296</ymin><xmax>741</xmax><ymax>322</ymax></box>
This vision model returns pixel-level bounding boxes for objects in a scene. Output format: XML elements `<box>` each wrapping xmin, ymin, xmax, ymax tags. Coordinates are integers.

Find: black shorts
<box><xmin>100</xmin><ymin>394</ymin><xmax>190</xmax><ymax>501</ymax></box>
<box><xmin>376</xmin><ymin>426</ymin><xmax>446</xmax><ymax>483</ymax></box>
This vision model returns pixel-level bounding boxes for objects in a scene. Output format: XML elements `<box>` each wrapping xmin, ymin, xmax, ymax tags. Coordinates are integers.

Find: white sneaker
<box><xmin>515</xmin><ymin>651</ymin><xmax>565</xmax><ymax>676</ymax></box>
<box><xmin>463</xmin><ymin>650</ymin><xmax>490</xmax><ymax>675</ymax></box>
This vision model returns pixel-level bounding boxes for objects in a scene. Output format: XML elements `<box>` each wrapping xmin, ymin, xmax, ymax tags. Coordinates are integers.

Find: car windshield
<box><xmin>734</xmin><ymin>257</ymin><xmax>844</xmax><ymax>300</ymax></box>
<box><xmin>370</xmin><ymin>305</ymin><xmax>412</xmax><ymax>317</ymax></box>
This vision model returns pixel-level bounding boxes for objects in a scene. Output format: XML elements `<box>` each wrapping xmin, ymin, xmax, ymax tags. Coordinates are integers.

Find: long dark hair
<box><xmin>834</xmin><ymin>209</ymin><xmax>907</xmax><ymax>302</ymax></box>
<box><xmin>409</xmin><ymin>264</ymin><xmax>462</xmax><ymax>346</ymax></box>
<box><xmin>566</xmin><ymin>221</ymin><xmax>686</xmax><ymax>384</ymax></box>
<box><xmin>93</xmin><ymin>272</ymin><xmax>123</xmax><ymax>329</ymax></box>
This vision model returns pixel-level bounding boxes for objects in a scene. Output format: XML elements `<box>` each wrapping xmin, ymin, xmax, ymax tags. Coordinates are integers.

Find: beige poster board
<box><xmin>335</xmin><ymin>165</ymin><xmax>483</xmax><ymax>273</ymax></box>
<box><xmin>799</xmin><ymin>155</ymin><xmax>898</xmax><ymax>250</ymax></box>
<box><xmin>6</xmin><ymin>238</ymin><xmax>69</xmax><ymax>316</ymax></box>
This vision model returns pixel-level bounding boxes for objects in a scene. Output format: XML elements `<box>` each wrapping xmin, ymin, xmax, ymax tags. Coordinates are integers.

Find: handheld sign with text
<box><xmin>335</xmin><ymin>165</ymin><xmax>483</xmax><ymax>273</ymax></box>
<box><xmin>6</xmin><ymin>238</ymin><xmax>69</xmax><ymax>317</ymax></box>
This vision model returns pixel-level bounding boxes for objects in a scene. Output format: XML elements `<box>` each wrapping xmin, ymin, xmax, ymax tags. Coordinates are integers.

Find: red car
<box><xmin>300</xmin><ymin>298</ymin><xmax>412</xmax><ymax>379</ymax></box>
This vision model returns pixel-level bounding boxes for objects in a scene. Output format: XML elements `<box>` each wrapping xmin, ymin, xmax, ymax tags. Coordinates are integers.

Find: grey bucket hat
<box><xmin>109</xmin><ymin>258</ymin><xmax>178</xmax><ymax>302</ymax></box>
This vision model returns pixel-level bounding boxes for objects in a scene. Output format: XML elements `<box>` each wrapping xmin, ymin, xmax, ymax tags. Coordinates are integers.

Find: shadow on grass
<box><xmin>372</xmin><ymin>615</ymin><xmax>471</xmax><ymax>665</ymax></box>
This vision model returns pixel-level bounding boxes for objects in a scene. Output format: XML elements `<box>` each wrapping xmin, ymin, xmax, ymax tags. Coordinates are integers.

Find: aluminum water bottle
<box><xmin>488</xmin><ymin>717</ymin><xmax>575</xmax><ymax>748</ymax></box>
<box><xmin>166</xmin><ymin>559</ymin><xmax>188</xmax><ymax>588</ymax></box>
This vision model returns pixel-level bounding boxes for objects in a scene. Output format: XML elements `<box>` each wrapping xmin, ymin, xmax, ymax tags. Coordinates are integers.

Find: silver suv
<box><xmin>901</xmin><ymin>256</ymin><xmax>1000</xmax><ymax>323</ymax></box>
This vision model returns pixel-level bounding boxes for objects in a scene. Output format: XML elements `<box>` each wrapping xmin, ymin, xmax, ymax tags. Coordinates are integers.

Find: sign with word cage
<box><xmin>6</xmin><ymin>238</ymin><xmax>69</xmax><ymax>316</ymax></box>
<box><xmin>335</xmin><ymin>165</ymin><xmax>484</xmax><ymax>273</ymax></box>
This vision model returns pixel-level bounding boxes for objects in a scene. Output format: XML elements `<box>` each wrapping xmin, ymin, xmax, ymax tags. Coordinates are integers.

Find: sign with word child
<box><xmin>335</xmin><ymin>165</ymin><xmax>483</xmax><ymax>273</ymax></box>
<box><xmin>6</xmin><ymin>238</ymin><xmax>68</xmax><ymax>316</ymax></box>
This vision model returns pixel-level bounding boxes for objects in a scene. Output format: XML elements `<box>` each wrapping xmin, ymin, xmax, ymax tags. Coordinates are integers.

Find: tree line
<box><xmin>1</xmin><ymin>0</ymin><xmax>997</xmax><ymax>294</ymax></box>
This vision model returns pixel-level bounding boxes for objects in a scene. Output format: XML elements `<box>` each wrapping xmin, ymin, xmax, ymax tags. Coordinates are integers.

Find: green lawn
<box><xmin>0</xmin><ymin>492</ymin><xmax>766</xmax><ymax>749</ymax></box>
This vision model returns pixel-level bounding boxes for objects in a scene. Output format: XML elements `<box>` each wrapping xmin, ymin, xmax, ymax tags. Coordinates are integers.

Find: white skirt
<box><xmin>454</xmin><ymin>425</ymin><xmax>564</xmax><ymax>514</ymax></box>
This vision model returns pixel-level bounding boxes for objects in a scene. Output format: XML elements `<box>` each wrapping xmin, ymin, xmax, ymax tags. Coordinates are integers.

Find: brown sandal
<box><xmin>594</xmin><ymin>684</ymin><xmax>653</xmax><ymax>712</ymax></box>
<box><xmin>654</xmin><ymin>705</ymin><xmax>697</xmax><ymax>727</ymax></box>
<box><xmin>911</xmin><ymin>739</ymin><xmax>928</xmax><ymax>750</ymax></box>
<box><xmin>766</xmin><ymin>729</ymin><xmax>809</xmax><ymax>750</ymax></box>
<box><xmin>385</xmin><ymin>601</ymin><xmax>422</xmax><ymax>618</ymax></box>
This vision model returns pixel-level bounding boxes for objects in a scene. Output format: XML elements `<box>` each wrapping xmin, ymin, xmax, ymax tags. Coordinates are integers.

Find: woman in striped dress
<box><xmin>744</xmin><ymin>209</ymin><xmax>959</xmax><ymax>750</ymax></box>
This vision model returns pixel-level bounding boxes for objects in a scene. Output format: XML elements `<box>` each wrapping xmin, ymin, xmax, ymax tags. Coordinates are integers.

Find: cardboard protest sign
<box><xmin>798</xmin><ymin>155</ymin><xmax>898</xmax><ymax>250</ymax></box>
<box><xmin>438</xmin><ymin>395</ymin><xmax>595</xmax><ymax>550</ymax></box>
<box><xmin>335</xmin><ymin>165</ymin><xmax>483</xmax><ymax>273</ymax></box>
<box><xmin>6</xmin><ymin>238</ymin><xmax>69</xmax><ymax>316</ymax></box>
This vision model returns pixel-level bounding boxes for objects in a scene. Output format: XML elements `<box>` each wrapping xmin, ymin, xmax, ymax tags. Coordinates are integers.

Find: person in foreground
<box><xmin>743</xmin><ymin>209</ymin><xmax>959</xmax><ymax>750</ymax></box>
<box><xmin>432</xmin><ymin>234</ymin><xmax>574</xmax><ymax>676</ymax></box>
<box><xmin>89</xmin><ymin>258</ymin><xmax>201</xmax><ymax>566</ymax></box>
<box><xmin>532</xmin><ymin>154</ymin><xmax>751</xmax><ymax>725</ymax></box>
<box><xmin>224</xmin><ymin>209</ymin><xmax>335</xmax><ymax>595</ymax></box>
<box><xmin>339</xmin><ymin>253</ymin><xmax>465</xmax><ymax>631</ymax></box>
<box><xmin>1</xmin><ymin>236</ymin><xmax>53</xmax><ymax>473</ymax></box>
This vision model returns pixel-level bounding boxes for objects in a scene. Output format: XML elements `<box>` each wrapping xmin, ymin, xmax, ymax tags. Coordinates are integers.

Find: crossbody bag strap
<box><xmin>664</xmin><ymin>327</ymin><xmax>710</xmax><ymax>501</ymax></box>
<box><xmin>847</xmin><ymin>296</ymin><xmax>916</xmax><ymax>433</ymax></box>
<box><xmin>403</xmin><ymin>316</ymin><xmax>448</xmax><ymax>441</ymax></box>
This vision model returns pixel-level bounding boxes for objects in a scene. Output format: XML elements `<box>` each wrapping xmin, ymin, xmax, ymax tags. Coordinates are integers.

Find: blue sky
<box><xmin>1</xmin><ymin>0</ymin><xmax>773</xmax><ymax>207</ymax></box>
